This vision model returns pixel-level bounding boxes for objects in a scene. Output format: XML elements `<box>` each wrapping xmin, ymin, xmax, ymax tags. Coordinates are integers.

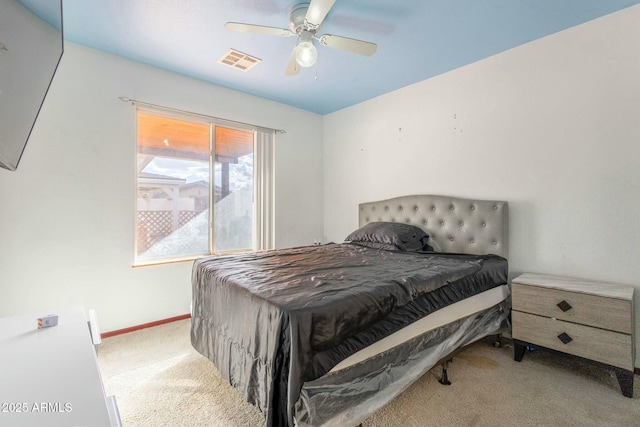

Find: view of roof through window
<box><xmin>135</xmin><ymin>111</ymin><xmax>254</xmax><ymax>262</ymax></box>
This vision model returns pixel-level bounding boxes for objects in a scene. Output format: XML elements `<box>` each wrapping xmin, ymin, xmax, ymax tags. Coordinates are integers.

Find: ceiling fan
<box><xmin>225</xmin><ymin>0</ymin><xmax>377</xmax><ymax>76</ymax></box>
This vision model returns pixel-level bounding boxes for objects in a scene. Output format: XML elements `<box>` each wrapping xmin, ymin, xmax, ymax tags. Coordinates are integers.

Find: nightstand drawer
<box><xmin>512</xmin><ymin>311</ymin><xmax>634</xmax><ymax>370</ymax></box>
<box><xmin>512</xmin><ymin>283</ymin><xmax>632</xmax><ymax>334</ymax></box>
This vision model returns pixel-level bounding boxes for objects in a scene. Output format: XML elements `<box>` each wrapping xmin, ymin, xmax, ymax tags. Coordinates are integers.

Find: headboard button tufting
<box><xmin>358</xmin><ymin>195</ymin><xmax>508</xmax><ymax>259</ymax></box>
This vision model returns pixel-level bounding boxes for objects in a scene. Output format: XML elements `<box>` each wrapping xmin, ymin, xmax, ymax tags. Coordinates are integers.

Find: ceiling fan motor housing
<box><xmin>289</xmin><ymin>3</ymin><xmax>319</xmax><ymax>35</ymax></box>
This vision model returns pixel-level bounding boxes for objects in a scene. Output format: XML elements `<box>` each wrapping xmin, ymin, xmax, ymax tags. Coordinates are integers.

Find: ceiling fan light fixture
<box><xmin>295</xmin><ymin>31</ymin><xmax>317</xmax><ymax>67</ymax></box>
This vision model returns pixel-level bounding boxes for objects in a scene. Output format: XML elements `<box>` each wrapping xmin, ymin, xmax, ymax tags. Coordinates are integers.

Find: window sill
<box><xmin>132</xmin><ymin>256</ymin><xmax>200</xmax><ymax>268</ymax></box>
<box><xmin>131</xmin><ymin>248</ymin><xmax>254</xmax><ymax>268</ymax></box>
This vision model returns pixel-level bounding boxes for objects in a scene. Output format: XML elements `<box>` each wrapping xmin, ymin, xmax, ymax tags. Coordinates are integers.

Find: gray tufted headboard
<box><xmin>359</xmin><ymin>194</ymin><xmax>509</xmax><ymax>258</ymax></box>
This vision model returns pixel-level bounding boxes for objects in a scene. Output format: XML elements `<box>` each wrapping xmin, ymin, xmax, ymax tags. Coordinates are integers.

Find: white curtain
<box><xmin>254</xmin><ymin>130</ymin><xmax>275</xmax><ymax>250</ymax></box>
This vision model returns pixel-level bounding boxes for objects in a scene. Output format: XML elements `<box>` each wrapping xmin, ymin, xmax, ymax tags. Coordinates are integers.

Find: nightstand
<box><xmin>511</xmin><ymin>273</ymin><xmax>635</xmax><ymax>397</ymax></box>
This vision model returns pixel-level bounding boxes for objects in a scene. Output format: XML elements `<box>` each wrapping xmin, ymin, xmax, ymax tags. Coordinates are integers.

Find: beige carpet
<box><xmin>97</xmin><ymin>319</ymin><xmax>640</xmax><ymax>427</ymax></box>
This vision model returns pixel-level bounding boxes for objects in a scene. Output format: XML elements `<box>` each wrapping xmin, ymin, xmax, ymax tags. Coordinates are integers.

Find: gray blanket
<box><xmin>190</xmin><ymin>243</ymin><xmax>507</xmax><ymax>426</ymax></box>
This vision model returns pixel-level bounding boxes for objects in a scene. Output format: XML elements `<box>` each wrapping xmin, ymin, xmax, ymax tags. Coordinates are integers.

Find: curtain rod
<box><xmin>118</xmin><ymin>96</ymin><xmax>286</xmax><ymax>134</ymax></box>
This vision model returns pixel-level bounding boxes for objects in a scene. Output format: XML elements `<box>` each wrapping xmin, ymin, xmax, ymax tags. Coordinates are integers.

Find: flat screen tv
<box><xmin>0</xmin><ymin>0</ymin><xmax>63</xmax><ymax>171</ymax></box>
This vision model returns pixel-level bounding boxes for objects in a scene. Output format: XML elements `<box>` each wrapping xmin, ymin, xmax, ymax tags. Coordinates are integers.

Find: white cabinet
<box><xmin>0</xmin><ymin>307</ymin><xmax>121</xmax><ymax>427</ymax></box>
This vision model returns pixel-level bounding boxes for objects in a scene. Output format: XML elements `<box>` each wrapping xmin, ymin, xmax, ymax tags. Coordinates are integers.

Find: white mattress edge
<box><xmin>330</xmin><ymin>284</ymin><xmax>510</xmax><ymax>372</ymax></box>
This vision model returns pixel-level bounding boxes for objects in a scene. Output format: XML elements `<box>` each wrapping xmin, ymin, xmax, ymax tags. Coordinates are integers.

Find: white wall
<box><xmin>0</xmin><ymin>42</ymin><xmax>323</xmax><ymax>332</ymax></box>
<box><xmin>324</xmin><ymin>7</ymin><xmax>640</xmax><ymax>362</ymax></box>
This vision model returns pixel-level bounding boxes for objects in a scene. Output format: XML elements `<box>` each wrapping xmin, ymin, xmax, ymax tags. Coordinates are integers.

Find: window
<box><xmin>135</xmin><ymin>109</ymin><xmax>274</xmax><ymax>265</ymax></box>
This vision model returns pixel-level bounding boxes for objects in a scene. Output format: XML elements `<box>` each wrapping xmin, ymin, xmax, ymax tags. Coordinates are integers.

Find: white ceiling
<box><xmin>57</xmin><ymin>0</ymin><xmax>640</xmax><ymax>114</ymax></box>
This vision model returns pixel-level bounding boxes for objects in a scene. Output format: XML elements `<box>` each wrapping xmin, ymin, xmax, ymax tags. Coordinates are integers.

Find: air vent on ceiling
<box><xmin>218</xmin><ymin>49</ymin><xmax>261</xmax><ymax>72</ymax></box>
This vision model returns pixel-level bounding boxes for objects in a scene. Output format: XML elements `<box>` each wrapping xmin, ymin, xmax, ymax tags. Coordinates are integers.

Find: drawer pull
<box><xmin>557</xmin><ymin>332</ymin><xmax>573</xmax><ymax>344</ymax></box>
<box><xmin>557</xmin><ymin>300</ymin><xmax>572</xmax><ymax>312</ymax></box>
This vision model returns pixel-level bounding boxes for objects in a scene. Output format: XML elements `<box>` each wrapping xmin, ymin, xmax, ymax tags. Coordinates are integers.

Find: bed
<box><xmin>191</xmin><ymin>194</ymin><xmax>509</xmax><ymax>427</ymax></box>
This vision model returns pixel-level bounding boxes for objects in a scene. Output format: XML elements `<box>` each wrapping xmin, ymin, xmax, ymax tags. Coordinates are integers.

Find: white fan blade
<box><xmin>305</xmin><ymin>0</ymin><xmax>337</xmax><ymax>29</ymax></box>
<box><xmin>225</xmin><ymin>22</ymin><xmax>294</xmax><ymax>37</ymax></box>
<box><xmin>318</xmin><ymin>34</ymin><xmax>377</xmax><ymax>56</ymax></box>
<box><xmin>285</xmin><ymin>47</ymin><xmax>300</xmax><ymax>76</ymax></box>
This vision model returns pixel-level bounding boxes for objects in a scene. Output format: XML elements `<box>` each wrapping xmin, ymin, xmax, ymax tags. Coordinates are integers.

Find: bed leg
<box><xmin>493</xmin><ymin>334</ymin><xmax>502</xmax><ymax>348</ymax></box>
<box><xmin>439</xmin><ymin>359</ymin><xmax>452</xmax><ymax>385</ymax></box>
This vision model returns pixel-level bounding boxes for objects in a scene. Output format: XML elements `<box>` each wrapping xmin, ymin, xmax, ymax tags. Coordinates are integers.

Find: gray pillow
<box><xmin>345</xmin><ymin>222</ymin><xmax>433</xmax><ymax>252</ymax></box>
